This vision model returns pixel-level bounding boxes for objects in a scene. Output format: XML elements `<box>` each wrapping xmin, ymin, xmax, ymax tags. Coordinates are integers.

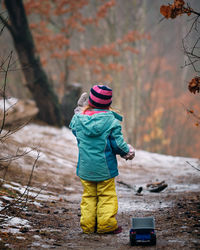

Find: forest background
<box><xmin>1</xmin><ymin>0</ymin><xmax>200</xmax><ymax>158</ymax></box>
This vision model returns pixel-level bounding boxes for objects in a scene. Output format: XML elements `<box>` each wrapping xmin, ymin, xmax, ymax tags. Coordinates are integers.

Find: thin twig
<box><xmin>0</xmin><ymin>13</ymin><xmax>14</xmax><ymax>35</ymax></box>
<box><xmin>181</xmin><ymin>59</ymin><xmax>199</xmax><ymax>69</ymax></box>
<box><xmin>186</xmin><ymin>161</ymin><xmax>200</xmax><ymax>171</ymax></box>
<box><xmin>0</xmin><ymin>51</ymin><xmax>13</xmax><ymax>134</ymax></box>
<box><xmin>0</xmin><ymin>16</ymin><xmax>8</xmax><ymax>36</ymax></box>
<box><xmin>2</xmin><ymin>159</ymin><xmax>11</xmax><ymax>183</ymax></box>
<box><xmin>182</xmin><ymin>38</ymin><xmax>200</xmax><ymax>72</ymax></box>
<box><xmin>33</xmin><ymin>182</ymin><xmax>51</xmax><ymax>200</ymax></box>
<box><xmin>181</xmin><ymin>102</ymin><xmax>200</xmax><ymax>121</ymax></box>
<box><xmin>191</xmin><ymin>36</ymin><xmax>200</xmax><ymax>54</ymax></box>
<box><xmin>191</xmin><ymin>9</ymin><xmax>200</xmax><ymax>17</ymax></box>
<box><xmin>0</xmin><ymin>118</ymin><xmax>32</xmax><ymax>141</ymax></box>
<box><xmin>0</xmin><ymin>146</ymin><xmax>38</xmax><ymax>163</ymax></box>
<box><xmin>184</xmin><ymin>15</ymin><xmax>199</xmax><ymax>39</ymax></box>
<box><xmin>0</xmin><ymin>152</ymin><xmax>40</xmax><ymax>213</ymax></box>
<box><xmin>21</xmin><ymin>152</ymin><xmax>40</xmax><ymax>209</ymax></box>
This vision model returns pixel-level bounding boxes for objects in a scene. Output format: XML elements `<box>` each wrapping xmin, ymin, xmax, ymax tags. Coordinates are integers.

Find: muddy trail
<box><xmin>0</xmin><ymin>123</ymin><xmax>200</xmax><ymax>249</ymax></box>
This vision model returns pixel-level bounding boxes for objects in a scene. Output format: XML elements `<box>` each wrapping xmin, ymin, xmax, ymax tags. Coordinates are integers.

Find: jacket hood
<box><xmin>76</xmin><ymin>112</ymin><xmax>115</xmax><ymax>137</ymax></box>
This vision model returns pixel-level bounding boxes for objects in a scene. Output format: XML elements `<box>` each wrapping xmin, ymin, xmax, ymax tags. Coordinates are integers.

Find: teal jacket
<box><xmin>69</xmin><ymin>109</ymin><xmax>129</xmax><ymax>182</ymax></box>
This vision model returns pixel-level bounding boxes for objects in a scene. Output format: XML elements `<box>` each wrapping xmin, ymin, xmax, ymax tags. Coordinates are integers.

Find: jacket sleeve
<box><xmin>69</xmin><ymin>115</ymin><xmax>77</xmax><ymax>136</ymax></box>
<box><xmin>109</xmin><ymin>120</ymin><xmax>129</xmax><ymax>157</ymax></box>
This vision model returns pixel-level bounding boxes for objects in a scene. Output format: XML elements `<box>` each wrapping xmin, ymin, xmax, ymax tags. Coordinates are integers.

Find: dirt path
<box><xmin>0</xmin><ymin>124</ymin><xmax>200</xmax><ymax>249</ymax></box>
<box><xmin>1</xmin><ymin>185</ymin><xmax>199</xmax><ymax>249</ymax></box>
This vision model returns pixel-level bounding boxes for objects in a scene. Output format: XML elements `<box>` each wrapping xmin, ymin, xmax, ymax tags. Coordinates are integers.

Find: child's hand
<box><xmin>74</xmin><ymin>92</ymin><xmax>88</xmax><ymax>114</ymax></box>
<box><xmin>77</xmin><ymin>92</ymin><xmax>88</xmax><ymax>107</ymax></box>
<box><xmin>122</xmin><ymin>144</ymin><xmax>135</xmax><ymax>160</ymax></box>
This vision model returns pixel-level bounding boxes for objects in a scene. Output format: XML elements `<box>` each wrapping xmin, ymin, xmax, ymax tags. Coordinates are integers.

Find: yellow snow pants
<box><xmin>80</xmin><ymin>178</ymin><xmax>118</xmax><ymax>234</ymax></box>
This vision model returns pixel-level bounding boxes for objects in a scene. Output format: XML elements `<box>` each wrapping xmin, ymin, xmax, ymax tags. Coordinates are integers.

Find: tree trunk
<box><xmin>3</xmin><ymin>0</ymin><xmax>62</xmax><ymax>126</ymax></box>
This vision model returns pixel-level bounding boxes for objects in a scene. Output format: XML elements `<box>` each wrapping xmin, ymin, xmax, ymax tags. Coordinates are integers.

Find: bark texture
<box><xmin>4</xmin><ymin>0</ymin><xmax>62</xmax><ymax>126</ymax></box>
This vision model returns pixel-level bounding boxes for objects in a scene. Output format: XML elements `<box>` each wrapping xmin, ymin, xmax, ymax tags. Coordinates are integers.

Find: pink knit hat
<box><xmin>88</xmin><ymin>85</ymin><xmax>112</xmax><ymax>109</ymax></box>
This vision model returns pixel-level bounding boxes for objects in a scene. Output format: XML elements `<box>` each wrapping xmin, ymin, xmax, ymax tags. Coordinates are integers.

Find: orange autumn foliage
<box><xmin>160</xmin><ymin>0</ymin><xmax>192</xmax><ymax>19</ymax></box>
<box><xmin>188</xmin><ymin>77</ymin><xmax>200</xmax><ymax>94</ymax></box>
<box><xmin>24</xmin><ymin>0</ymin><xmax>147</xmax><ymax>84</ymax></box>
<box><xmin>160</xmin><ymin>0</ymin><xmax>200</xmax><ymax>146</ymax></box>
<box><xmin>97</xmin><ymin>0</ymin><xmax>116</xmax><ymax>19</ymax></box>
<box><xmin>143</xmin><ymin>107</ymin><xmax>170</xmax><ymax>151</ymax></box>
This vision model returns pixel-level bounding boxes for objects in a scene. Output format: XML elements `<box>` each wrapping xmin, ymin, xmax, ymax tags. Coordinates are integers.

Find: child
<box><xmin>69</xmin><ymin>84</ymin><xmax>135</xmax><ymax>234</ymax></box>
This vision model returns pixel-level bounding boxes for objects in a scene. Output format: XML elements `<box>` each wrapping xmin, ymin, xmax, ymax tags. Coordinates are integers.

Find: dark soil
<box><xmin>0</xmin><ymin>189</ymin><xmax>199</xmax><ymax>249</ymax></box>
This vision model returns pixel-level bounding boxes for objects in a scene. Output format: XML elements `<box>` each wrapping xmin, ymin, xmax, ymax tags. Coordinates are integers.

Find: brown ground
<box><xmin>0</xmin><ymin>183</ymin><xmax>199</xmax><ymax>250</ymax></box>
<box><xmin>0</xmin><ymin>122</ymin><xmax>199</xmax><ymax>249</ymax></box>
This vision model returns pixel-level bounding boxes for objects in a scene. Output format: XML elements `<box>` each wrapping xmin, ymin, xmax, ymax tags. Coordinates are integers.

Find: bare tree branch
<box><xmin>184</xmin><ymin>15</ymin><xmax>200</xmax><ymax>39</ymax></box>
<box><xmin>21</xmin><ymin>152</ymin><xmax>40</xmax><ymax>209</ymax></box>
<box><xmin>0</xmin><ymin>12</ymin><xmax>14</xmax><ymax>36</ymax></box>
<box><xmin>182</xmin><ymin>39</ymin><xmax>200</xmax><ymax>73</ymax></box>
<box><xmin>0</xmin><ymin>50</ymin><xmax>13</xmax><ymax>134</ymax></box>
<box><xmin>191</xmin><ymin>9</ymin><xmax>200</xmax><ymax>17</ymax></box>
<box><xmin>186</xmin><ymin>161</ymin><xmax>200</xmax><ymax>171</ymax></box>
<box><xmin>0</xmin><ymin>118</ymin><xmax>32</xmax><ymax>142</ymax></box>
<box><xmin>0</xmin><ymin>147</ymin><xmax>36</xmax><ymax>162</ymax></box>
<box><xmin>0</xmin><ymin>152</ymin><xmax>40</xmax><ymax>213</ymax></box>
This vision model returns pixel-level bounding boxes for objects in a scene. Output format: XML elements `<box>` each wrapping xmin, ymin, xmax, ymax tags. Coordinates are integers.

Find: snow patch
<box><xmin>0</xmin><ymin>201</ymin><xmax>4</xmax><ymax>211</ymax></box>
<box><xmin>1</xmin><ymin>216</ymin><xmax>31</xmax><ymax>234</ymax></box>
<box><xmin>118</xmin><ymin>199</ymin><xmax>171</xmax><ymax>212</ymax></box>
<box><xmin>0</xmin><ymin>97</ymin><xmax>18</xmax><ymax>111</ymax></box>
<box><xmin>1</xmin><ymin>196</ymin><xmax>14</xmax><ymax>201</ymax></box>
<box><xmin>8</xmin><ymin>217</ymin><xmax>31</xmax><ymax>227</ymax></box>
<box><xmin>16</xmin><ymin>236</ymin><xmax>26</xmax><ymax>240</ymax></box>
<box><xmin>32</xmin><ymin>242</ymin><xmax>50</xmax><ymax>248</ymax></box>
<box><xmin>33</xmin><ymin>235</ymin><xmax>41</xmax><ymax>240</ymax></box>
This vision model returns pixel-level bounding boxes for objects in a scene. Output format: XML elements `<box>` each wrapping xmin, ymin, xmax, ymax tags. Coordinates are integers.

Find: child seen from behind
<box><xmin>70</xmin><ymin>84</ymin><xmax>135</xmax><ymax>234</ymax></box>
